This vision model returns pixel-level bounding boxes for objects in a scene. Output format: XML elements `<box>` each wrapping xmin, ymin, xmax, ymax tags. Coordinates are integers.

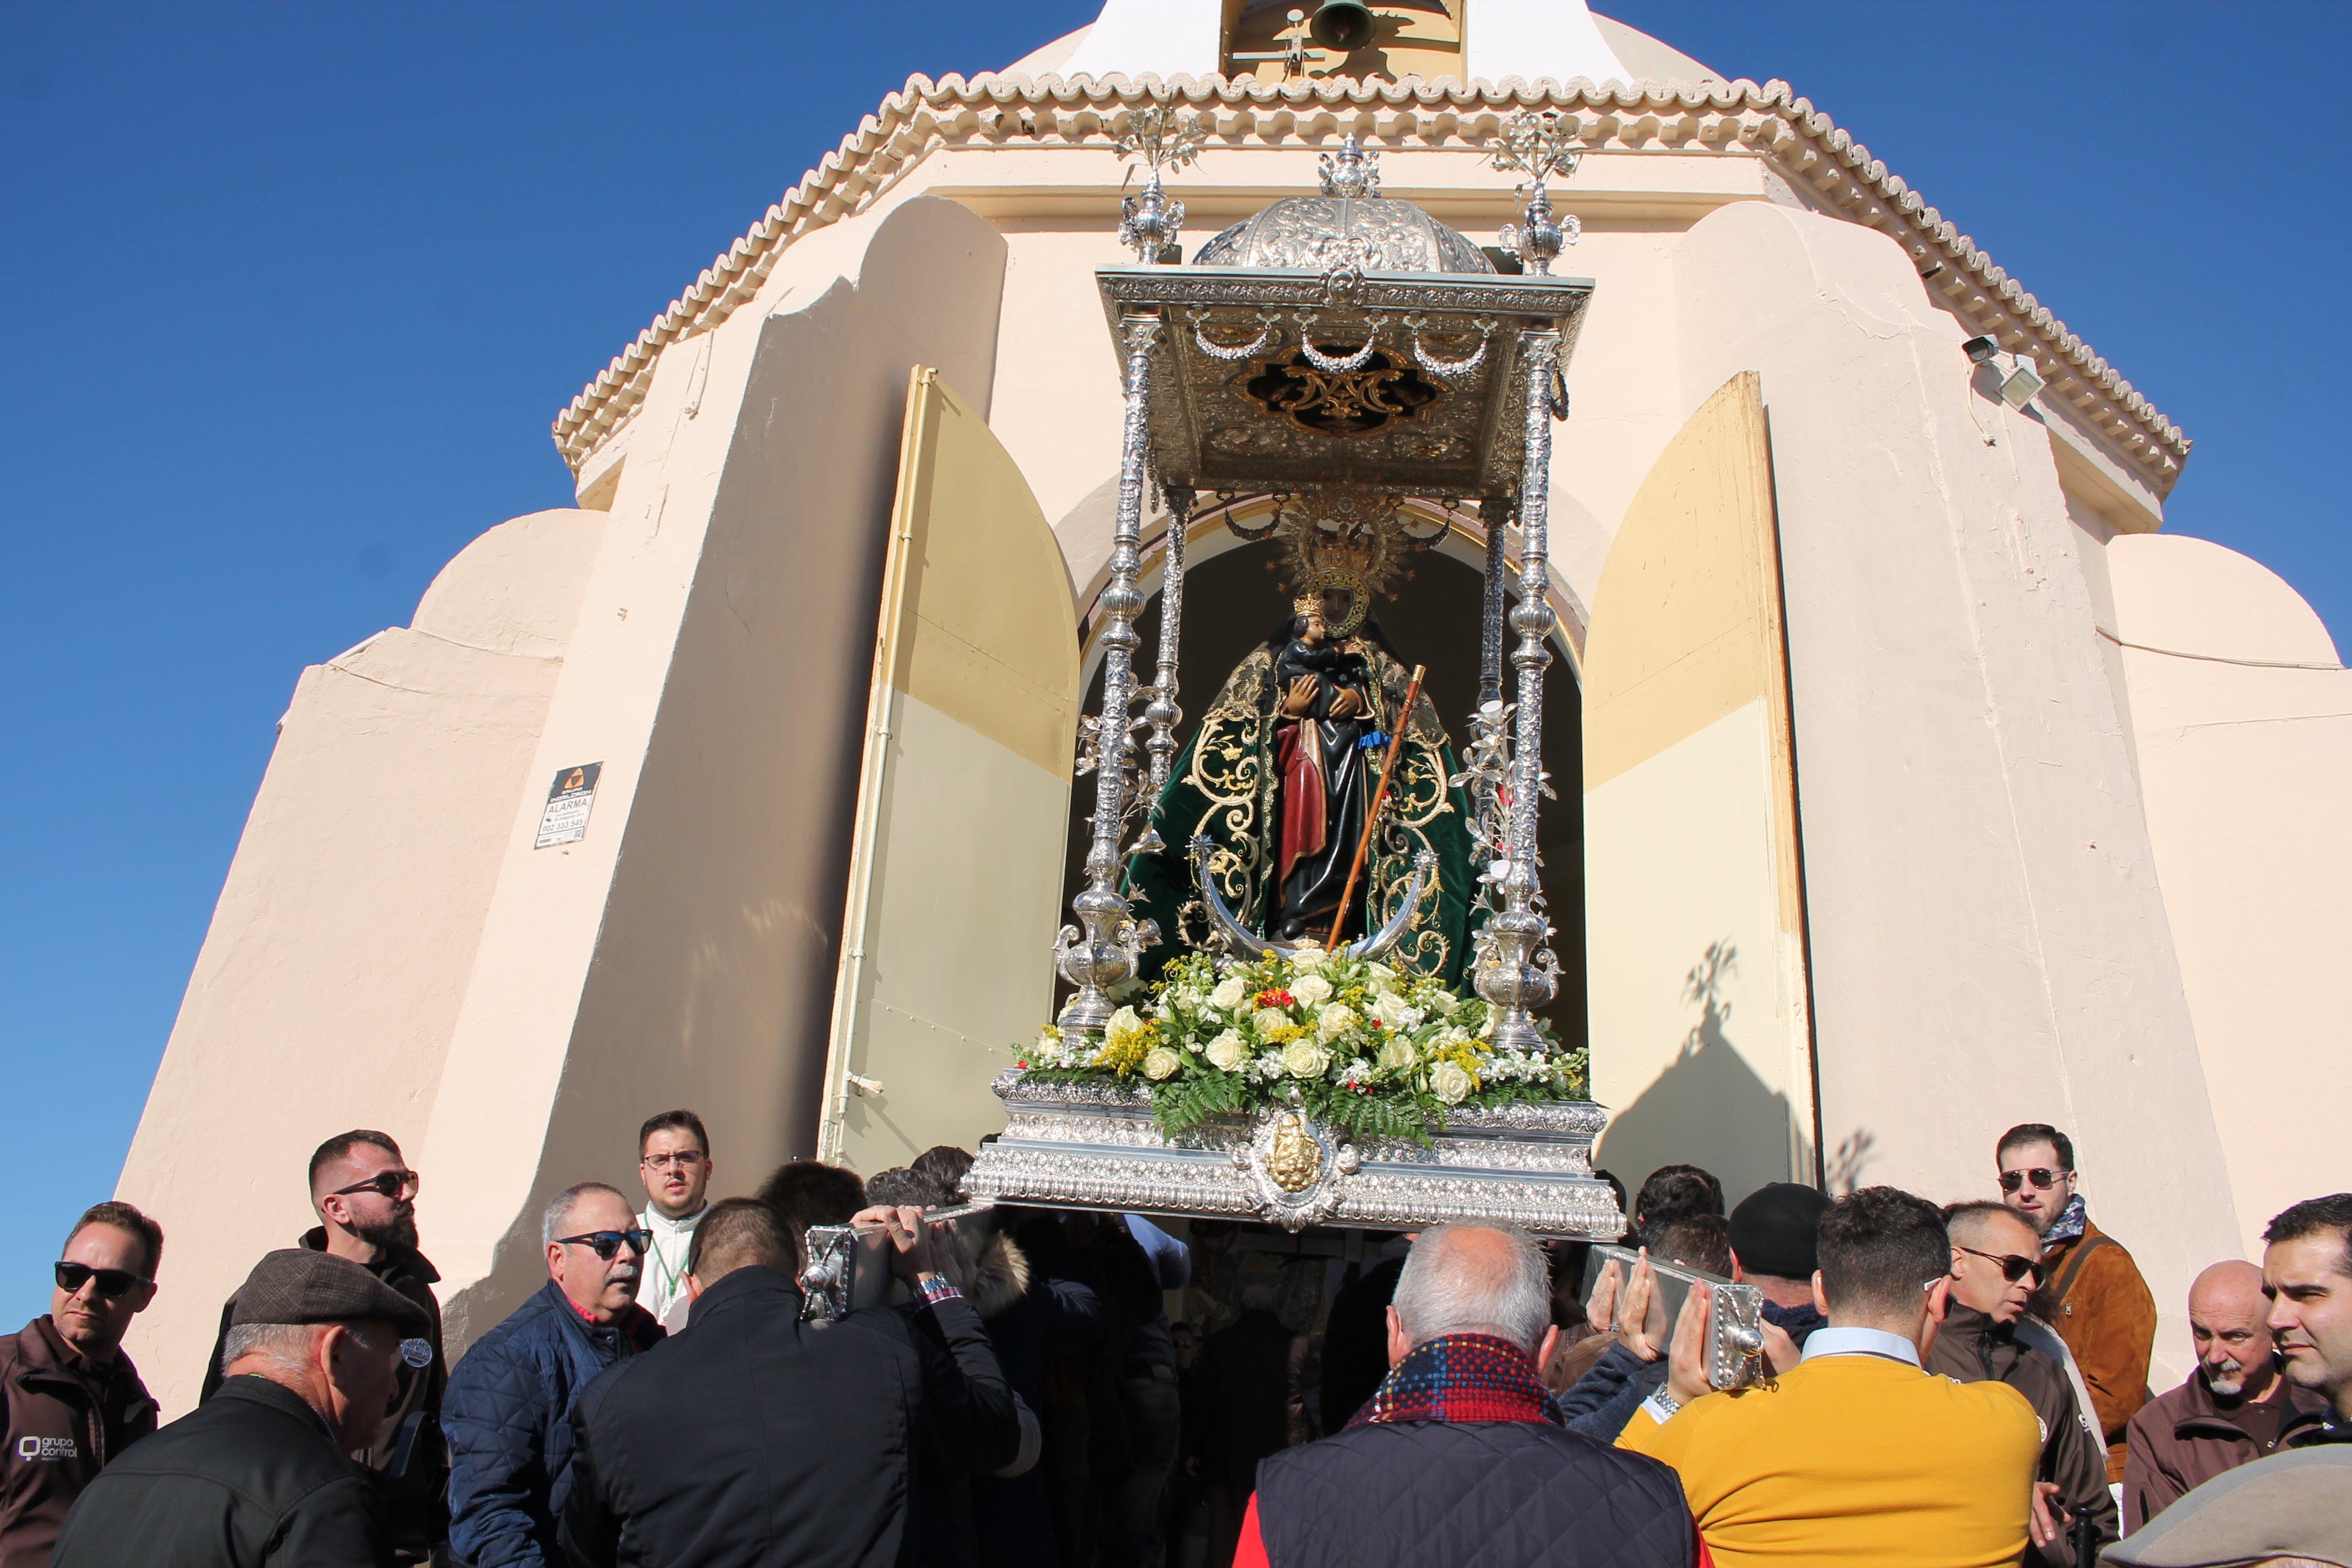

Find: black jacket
<box><xmin>558</xmin><ymin>1265</ymin><xmax>1019</xmax><ymax>1568</ymax></box>
<box><xmin>1254</xmin><ymin>1419</ymin><xmax>1694</xmax><ymax>1568</ymax></box>
<box><xmin>52</xmin><ymin>1374</ymin><xmax>389</xmax><ymax>1567</ymax></box>
<box><xmin>203</xmin><ymin>1231</ymin><xmax>449</xmax><ymax>1559</ymax></box>
<box><xmin>1926</xmin><ymin>1304</ymin><xmax>2119</xmax><ymax>1567</ymax></box>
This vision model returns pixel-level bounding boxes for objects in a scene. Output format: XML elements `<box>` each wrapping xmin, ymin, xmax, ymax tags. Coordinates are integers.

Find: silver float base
<box><xmin>964</xmin><ymin>1071</ymin><xmax>1627</xmax><ymax>1237</ymax></box>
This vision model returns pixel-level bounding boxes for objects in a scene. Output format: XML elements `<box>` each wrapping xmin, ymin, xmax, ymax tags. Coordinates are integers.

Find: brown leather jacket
<box><xmin>1</xmin><ymin>1316</ymin><xmax>157</xmax><ymax>1568</ymax></box>
<box><xmin>2121</xmin><ymin>1369</ymin><xmax>2329</xmax><ymax>1529</ymax></box>
<box><xmin>1928</xmin><ymin>1304</ymin><xmax>2117</xmax><ymax>1568</ymax></box>
<box><xmin>2034</xmin><ymin>1217</ymin><xmax>2155</xmax><ymax>1483</ymax></box>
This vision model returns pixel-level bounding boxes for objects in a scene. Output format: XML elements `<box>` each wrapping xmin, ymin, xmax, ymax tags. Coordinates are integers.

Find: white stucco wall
<box><xmin>2106</xmin><ymin>535</ymin><xmax>2352</xmax><ymax>1259</ymax></box>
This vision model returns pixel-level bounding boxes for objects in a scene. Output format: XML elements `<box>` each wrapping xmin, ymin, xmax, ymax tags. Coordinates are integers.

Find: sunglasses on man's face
<box><xmin>330</xmin><ymin>1169</ymin><xmax>422</xmax><ymax>1201</ymax></box>
<box><xmin>1954</xmin><ymin>1244</ymin><xmax>2044</xmax><ymax>1286</ymax></box>
<box><xmin>1998</xmin><ymin>1167</ymin><xmax>2068</xmax><ymax>1194</ymax></box>
<box><xmin>557</xmin><ymin>1229</ymin><xmax>652</xmax><ymax>1261</ymax></box>
<box><xmin>55</xmin><ymin>1261</ymin><xmax>150</xmax><ymax>1300</ymax></box>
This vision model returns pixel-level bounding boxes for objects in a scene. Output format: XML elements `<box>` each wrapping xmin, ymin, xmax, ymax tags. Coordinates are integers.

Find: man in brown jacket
<box><xmin>1</xmin><ymin>1202</ymin><xmax>163</xmax><ymax>1568</ymax></box>
<box><xmin>2123</xmin><ymin>1259</ymin><xmax>2327</xmax><ymax>1529</ymax></box>
<box><xmin>1999</xmin><ymin>1122</ymin><xmax>2156</xmax><ymax>1483</ymax></box>
<box><xmin>1931</xmin><ymin>1202</ymin><xmax>2117</xmax><ymax>1567</ymax></box>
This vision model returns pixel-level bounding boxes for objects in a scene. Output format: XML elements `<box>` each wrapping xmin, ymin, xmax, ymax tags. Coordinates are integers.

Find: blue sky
<box><xmin>3</xmin><ymin>2</ymin><xmax>2343</xmax><ymax>1329</ymax></box>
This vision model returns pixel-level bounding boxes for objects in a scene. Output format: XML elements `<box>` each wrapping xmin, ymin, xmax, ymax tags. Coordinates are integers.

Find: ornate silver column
<box><xmin>1134</xmin><ymin>485</ymin><xmax>1195</xmax><ymax>856</ymax></box>
<box><xmin>1476</xmin><ymin>330</ymin><xmax>1564</xmax><ymax>1053</ymax></box>
<box><xmin>1055</xmin><ymin>312</ymin><xmax>1165</xmax><ymax>1033</ymax></box>
<box><xmin>1478</xmin><ymin>495</ymin><xmax>1511</xmax><ymax>710</ymax></box>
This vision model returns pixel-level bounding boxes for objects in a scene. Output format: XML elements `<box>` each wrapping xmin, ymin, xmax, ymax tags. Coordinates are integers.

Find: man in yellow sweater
<box><xmin>1621</xmin><ymin>1186</ymin><xmax>2041</xmax><ymax>1567</ymax></box>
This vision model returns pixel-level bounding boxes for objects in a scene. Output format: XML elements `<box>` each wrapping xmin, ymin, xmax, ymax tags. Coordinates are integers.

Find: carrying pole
<box><xmin>1326</xmin><ymin>664</ymin><xmax>1427</xmax><ymax>950</ymax></box>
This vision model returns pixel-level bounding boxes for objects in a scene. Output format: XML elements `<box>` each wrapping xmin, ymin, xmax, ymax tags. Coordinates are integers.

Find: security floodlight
<box><xmin>1997</xmin><ymin>358</ymin><xmax>2046</xmax><ymax>410</ymax></box>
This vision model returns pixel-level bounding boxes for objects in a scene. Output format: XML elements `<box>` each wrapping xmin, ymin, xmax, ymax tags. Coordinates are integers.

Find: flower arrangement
<box><xmin>1016</xmin><ymin>945</ymin><xmax>1588</xmax><ymax>1145</ymax></box>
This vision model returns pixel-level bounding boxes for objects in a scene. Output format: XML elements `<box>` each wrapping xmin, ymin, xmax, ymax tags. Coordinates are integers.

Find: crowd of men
<box><xmin>2</xmin><ymin>1113</ymin><xmax>2345</xmax><ymax>1567</ymax></box>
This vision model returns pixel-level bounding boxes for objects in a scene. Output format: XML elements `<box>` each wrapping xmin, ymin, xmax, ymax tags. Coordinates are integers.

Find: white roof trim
<box><xmin>549</xmin><ymin>73</ymin><xmax>2191</xmax><ymax>495</ymax></box>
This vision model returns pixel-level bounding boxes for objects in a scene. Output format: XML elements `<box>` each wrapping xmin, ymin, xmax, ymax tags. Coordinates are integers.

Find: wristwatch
<box><xmin>914</xmin><ymin>1272</ymin><xmax>963</xmax><ymax>1308</ymax></box>
<box><xmin>1641</xmin><ymin>1387</ymin><xmax>1684</xmax><ymax>1423</ymax></box>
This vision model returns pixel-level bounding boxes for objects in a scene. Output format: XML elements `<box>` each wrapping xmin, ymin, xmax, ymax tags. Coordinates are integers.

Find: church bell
<box><xmin>1306</xmin><ymin>0</ymin><xmax>1377</xmax><ymax>52</ymax></box>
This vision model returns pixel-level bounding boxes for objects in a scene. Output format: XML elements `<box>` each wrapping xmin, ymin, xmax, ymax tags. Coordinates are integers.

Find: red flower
<box><xmin>1254</xmin><ymin>988</ymin><xmax>1296</xmax><ymax>1009</ymax></box>
<box><xmin>1016</xmin><ymin>1060</ymin><xmax>1028</xmax><ymax>1070</ymax></box>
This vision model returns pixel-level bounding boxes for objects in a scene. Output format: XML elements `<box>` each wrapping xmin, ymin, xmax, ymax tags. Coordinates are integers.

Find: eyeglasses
<box><xmin>55</xmin><ymin>1262</ymin><xmax>150</xmax><ymax>1300</ymax></box>
<box><xmin>640</xmin><ymin>1152</ymin><xmax>706</xmax><ymax>1171</ymax></box>
<box><xmin>556</xmin><ymin>1229</ymin><xmax>652</xmax><ymax>1261</ymax></box>
<box><xmin>1997</xmin><ymin>1167</ymin><xmax>2069</xmax><ymax>1194</ymax></box>
<box><xmin>1954</xmin><ymin>1244</ymin><xmax>2044</xmax><ymax>1286</ymax></box>
<box><xmin>330</xmin><ymin>1169</ymin><xmax>422</xmax><ymax>1201</ymax></box>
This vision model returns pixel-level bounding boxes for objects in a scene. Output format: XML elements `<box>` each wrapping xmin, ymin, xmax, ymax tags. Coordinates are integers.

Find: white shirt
<box><xmin>638</xmin><ymin>1202</ymin><xmax>706</xmax><ymax>1327</ymax></box>
<box><xmin>1799</xmin><ymin>1325</ymin><xmax>1922</xmax><ymax>1367</ymax></box>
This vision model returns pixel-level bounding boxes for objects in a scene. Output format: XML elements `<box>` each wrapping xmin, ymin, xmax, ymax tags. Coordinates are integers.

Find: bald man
<box><xmin>2121</xmin><ymin>1260</ymin><xmax>2328</xmax><ymax>1528</ymax></box>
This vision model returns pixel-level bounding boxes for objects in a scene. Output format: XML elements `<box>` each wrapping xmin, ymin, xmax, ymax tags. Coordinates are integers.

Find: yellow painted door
<box><xmin>819</xmin><ymin>369</ymin><xmax>1081</xmax><ymax>1171</ymax></box>
<box><xmin>1582</xmin><ymin>372</ymin><xmax>1819</xmax><ymax>1196</ymax></box>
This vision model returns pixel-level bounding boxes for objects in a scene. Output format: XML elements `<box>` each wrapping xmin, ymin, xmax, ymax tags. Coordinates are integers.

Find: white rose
<box><xmin>1369</xmin><ymin>992</ymin><xmax>1422</xmax><ymax>1031</ymax></box>
<box><xmin>1209</xmin><ymin>976</ymin><xmax>1248</xmax><ymax>1011</ymax></box>
<box><xmin>1143</xmin><ymin>1047</ymin><xmax>1183</xmax><ymax>1081</ymax></box>
<box><xmin>1104</xmin><ymin>1005</ymin><xmax>1145</xmax><ymax>1040</ymax></box>
<box><xmin>1427</xmin><ymin>988</ymin><xmax>1460</xmax><ymax>1017</ymax></box>
<box><xmin>1281</xmin><ymin>1039</ymin><xmax>1333</xmax><ymax>1079</ymax></box>
<box><xmin>1316</xmin><ymin>1002</ymin><xmax>1358</xmax><ymax>1041</ymax></box>
<box><xmin>1289</xmin><ymin>973</ymin><xmax>1334</xmax><ymax>1007</ymax></box>
<box><xmin>1375</xmin><ymin>1036</ymin><xmax>1418</xmax><ymax>1072</ymax></box>
<box><xmin>1205</xmin><ymin>1031</ymin><xmax>1249</xmax><ymax>1071</ymax></box>
<box><xmin>1253</xmin><ymin>1006</ymin><xmax>1291</xmax><ymax>1036</ymax></box>
<box><xmin>1429</xmin><ymin>1061</ymin><xmax>1475</xmax><ymax>1104</ymax></box>
<box><xmin>1289</xmin><ymin>943</ymin><xmax>1329</xmax><ymax>972</ymax></box>
<box><xmin>1364</xmin><ymin>961</ymin><xmax>1402</xmax><ymax>995</ymax></box>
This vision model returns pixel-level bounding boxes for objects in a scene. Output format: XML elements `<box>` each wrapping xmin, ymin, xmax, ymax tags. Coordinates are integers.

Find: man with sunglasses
<box><xmin>444</xmin><ymin>1182</ymin><xmax>662</xmax><ymax>1568</ymax></box>
<box><xmin>198</xmin><ymin>1129</ymin><xmax>448</xmax><ymax>1562</ymax></box>
<box><xmin>1996</xmin><ymin>1123</ymin><xmax>2156</xmax><ymax>1484</ymax></box>
<box><xmin>1929</xmin><ymin>1202</ymin><xmax>2116</xmax><ymax>1566</ymax></box>
<box><xmin>1</xmin><ymin>1202</ymin><xmax>162</xmax><ymax>1568</ymax></box>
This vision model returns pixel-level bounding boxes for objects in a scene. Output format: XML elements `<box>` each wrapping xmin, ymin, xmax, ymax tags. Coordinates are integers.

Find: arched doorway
<box><xmin>1059</xmin><ymin>510</ymin><xmax>1588</xmax><ymax>1054</ymax></box>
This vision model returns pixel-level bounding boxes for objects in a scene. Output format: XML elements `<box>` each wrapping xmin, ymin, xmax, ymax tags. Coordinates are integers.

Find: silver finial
<box><xmin>1113</xmin><ymin>102</ymin><xmax>1210</xmax><ymax>265</ymax></box>
<box><xmin>1317</xmin><ymin>133</ymin><xmax>1381</xmax><ymax>199</ymax></box>
<box><xmin>1488</xmin><ymin>112</ymin><xmax>1583</xmax><ymax>276</ymax></box>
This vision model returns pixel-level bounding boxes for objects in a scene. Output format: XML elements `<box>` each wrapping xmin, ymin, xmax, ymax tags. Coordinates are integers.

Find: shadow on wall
<box><xmin>1826</xmin><ymin>1127</ymin><xmax>1879</xmax><ymax>1197</ymax></box>
<box><xmin>1594</xmin><ymin>940</ymin><xmax>1801</xmax><ymax>1200</ymax></box>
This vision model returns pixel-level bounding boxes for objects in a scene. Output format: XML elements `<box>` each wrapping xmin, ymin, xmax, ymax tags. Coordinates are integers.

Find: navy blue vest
<box><xmin>1254</xmin><ymin>1419</ymin><xmax>1694</xmax><ymax>1568</ymax></box>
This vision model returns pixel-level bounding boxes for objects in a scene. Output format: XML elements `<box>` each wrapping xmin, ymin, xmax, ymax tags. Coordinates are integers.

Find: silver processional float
<box><xmin>962</xmin><ymin>111</ymin><xmax>1627</xmax><ymax>1241</ymax></box>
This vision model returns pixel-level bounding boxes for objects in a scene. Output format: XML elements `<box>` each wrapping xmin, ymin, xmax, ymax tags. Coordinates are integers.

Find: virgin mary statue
<box><xmin>1122</xmin><ymin>581</ymin><xmax>1478</xmax><ymax>987</ymax></box>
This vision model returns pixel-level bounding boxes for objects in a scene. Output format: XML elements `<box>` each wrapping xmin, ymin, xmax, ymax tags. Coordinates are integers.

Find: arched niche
<box><xmin>1059</xmin><ymin>500</ymin><xmax>1589</xmax><ymax>1054</ymax></box>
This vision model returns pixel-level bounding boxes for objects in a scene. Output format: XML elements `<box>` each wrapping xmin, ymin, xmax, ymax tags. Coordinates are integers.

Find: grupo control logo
<box><xmin>17</xmin><ymin>1435</ymin><xmax>77</xmax><ymax>1461</ymax></box>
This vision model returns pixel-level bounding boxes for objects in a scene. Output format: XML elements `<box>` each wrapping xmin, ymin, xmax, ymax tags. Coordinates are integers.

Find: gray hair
<box><xmin>1390</xmin><ymin>1224</ymin><xmax>1550</xmax><ymax>1352</ymax></box>
<box><xmin>543</xmin><ymin>1181</ymin><xmax>630</xmax><ymax>1246</ymax></box>
<box><xmin>220</xmin><ymin>1319</ymin><xmax>393</xmax><ymax>1380</ymax></box>
<box><xmin>220</xmin><ymin>1322</ymin><xmax>326</xmax><ymax>1379</ymax></box>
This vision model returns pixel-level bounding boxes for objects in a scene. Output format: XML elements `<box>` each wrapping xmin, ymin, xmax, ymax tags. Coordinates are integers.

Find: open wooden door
<box><xmin>1583</xmin><ymin>372</ymin><xmax>1821</xmax><ymax>1195</ymax></box>
<box><xmin>818</xmin><ymin>369</ymin><xmax>1081</xmax><ymax>1170</ymax></box>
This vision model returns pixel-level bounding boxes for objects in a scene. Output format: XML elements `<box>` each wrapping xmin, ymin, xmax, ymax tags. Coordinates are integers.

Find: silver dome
<box><xmin>1193</xmin><ymin>135</ymin><xmax>1496</xmax><ymax>275</ymax></box>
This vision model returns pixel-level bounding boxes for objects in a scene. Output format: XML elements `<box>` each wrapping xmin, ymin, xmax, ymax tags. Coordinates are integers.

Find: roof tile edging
<box><xmin>552</xmin><ymin>71</ymin><xmax>2187</xmax><ymax>497</ymax></box>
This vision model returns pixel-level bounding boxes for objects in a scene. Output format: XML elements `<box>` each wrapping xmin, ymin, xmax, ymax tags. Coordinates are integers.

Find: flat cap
<box><xmin>1728</xmin><ymin>1183</ymin><xmax>1833</xmax><ymax>1282</ymax></box>
<box><xmin>229</xmin><ymin>1249</ymin><xmax>431</xmax><ymax>1338</ymax></box>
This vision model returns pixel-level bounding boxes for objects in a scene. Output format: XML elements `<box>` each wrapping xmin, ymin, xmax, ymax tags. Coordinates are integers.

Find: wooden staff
<box><xmin>1326</xmin><ymin>663</ymin><xmax>1426</xmax><ymax>950</ymax></box>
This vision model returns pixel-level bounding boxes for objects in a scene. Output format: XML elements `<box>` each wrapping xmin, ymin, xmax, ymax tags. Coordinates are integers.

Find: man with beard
<box><xmin>2123</xmin><ymin>1260</ymin><xmax>2327</xmax><ymax>1528</ymax></box>
<box><xmin>202</xmin><ymin>1129</ymin><xmax>447</xmax><ymax>1561</ymax></box>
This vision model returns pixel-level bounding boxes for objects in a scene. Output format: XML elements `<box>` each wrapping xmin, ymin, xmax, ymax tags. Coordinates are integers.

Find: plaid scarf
<box><xmin>1348</xmin><ymin>1333</ymin><xmax>1565</xmax><ymax>1429</ymax></box>
<box><xmin>2044</xmin><ymin>1194</ymin><xmax>2089</xmax><ymax>1246</ymax></box>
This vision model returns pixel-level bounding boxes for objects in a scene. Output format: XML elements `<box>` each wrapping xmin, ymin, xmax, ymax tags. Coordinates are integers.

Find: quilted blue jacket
<box><xmin>444</xmin><ymin>1280</ymin><xmax>661</xmax><ymax>1567</ymax></box>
